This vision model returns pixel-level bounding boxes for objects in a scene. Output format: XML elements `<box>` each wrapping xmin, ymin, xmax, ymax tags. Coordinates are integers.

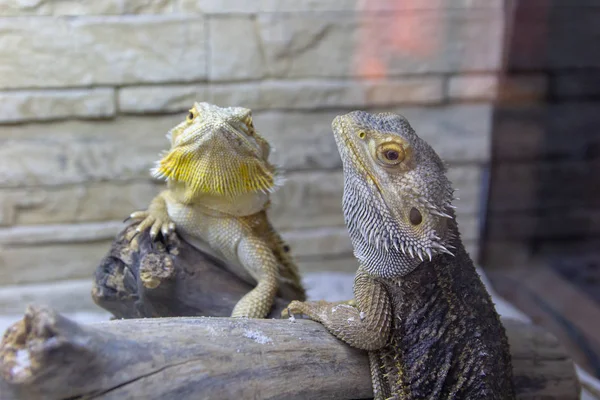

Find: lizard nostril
<box><xmin>409</xmin><ymin>207</ymin><xmax>422</xmax><ymax>225</ymax></box>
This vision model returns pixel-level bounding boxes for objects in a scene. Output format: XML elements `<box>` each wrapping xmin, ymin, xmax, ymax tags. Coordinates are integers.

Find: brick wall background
<box><xmin>0</xmin><ymin>1</ymin><xmax>506</xmax><ymax>309</ymax></box>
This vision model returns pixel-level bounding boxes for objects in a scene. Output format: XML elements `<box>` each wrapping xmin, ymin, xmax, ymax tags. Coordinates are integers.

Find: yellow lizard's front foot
<box><xmin>124</xmin><ymin>210</ymin><xmax>176</xmax><ymax>242</ymax></box>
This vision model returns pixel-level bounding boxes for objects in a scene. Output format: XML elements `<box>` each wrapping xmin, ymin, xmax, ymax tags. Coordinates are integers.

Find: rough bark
<box><xmin>0</xmin><ymin>306</ymin><xmax>580</xmax><ymax>400</ymax></box>
<box><xmin>91</xmin><ymin>224</ymin><xmax>291</xmax><ymax>319</ymax></box>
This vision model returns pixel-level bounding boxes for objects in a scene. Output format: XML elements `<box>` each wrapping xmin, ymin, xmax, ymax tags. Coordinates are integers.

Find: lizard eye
<box><xmin>409</xmin><ymin>207</ymin><xmax>422</xmax><ymax>225</ymax></box>
<box><xmin>376</xmin><ymin>143</ymin><xmax>405</xmax><ymax>166</ymax></box>
<box><xmin>186</xmin><ymin>110</ymin><xmax>196</xmax><ymax>122</ymax></box>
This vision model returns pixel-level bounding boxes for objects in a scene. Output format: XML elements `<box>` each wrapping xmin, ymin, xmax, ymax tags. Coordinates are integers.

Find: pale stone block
<box><xmin>282</xmin><ymin>227</ymin><xmax>352</xmax><ymax>258</ymax></box>
<box><xmin>448</xmin><ymin>74</ymin><xmax>499</xmax><ymax>101</ymax></box>
<box><xmin>0</xmin><ymin>0</ymin><xmax>175</xmax><ymax>16</ymax></box>
<box><xmin>254</xmin><ymin>110</ymin><xmax>343</xmax><ymax>170</ymax></box>
<box><xmin>119</xmin><ymin>85</ymin><xmax>210</xmax><ymax>113</ymax></box>
<box><xmin>208</xmin><ymin>16</ymin><xmax>266</xmax><ymax>81</ymax></box>
<box><xmin>303</xmin><ymin>271</ymin><xmax>356</xmax><ymax>301</ymax></box>
<box><xmin>0</xmin><ymin>200</ymin><xmax>15</xmax><ymax>227</ymax></box>
<box><xmin>0</xmin><ymin>16</ymin><xmax>206</xmax><ymax>89</ymax></box>
<box><xmin>298</xmin><ymin>256</ymin><xmax>359</xmax><ymax>275</ymax></box>
<box><xmin>362</xmin><ymin>78</ymin><xmax>444</xmax><ymax>106</ymax></box>
<box><xmin>0</xmin><ymin>115</ymin><xmax>182</xmax><ymax>187</ymax></box>
<box><xmin>253</xmin><ymin>78</ymin><xmax>444</xmax><ymax>108</ymax></box>
<box><xmin>208</xmin><ymin>83</ymin><xmax>263</xmax><ymax>111</ymax></box>
<box><xmin>0</xmin><ymin>88</ymin><xmax>115</xmax><ymax>123</ymax></box>
<box><xmin>209</xmin><ymin>81</ymin><xmax>361</xmax><ymax>110</ymax></box>
<box><xmin>254</xmin><ymin>80</ymin><xmax>366</xmax><ymax>109</ymax></box>
<box><xmin>257</xmin><ymin>13</ymin><xmax>356</xmax><ymax>78</ymax></box>
<box><xmin>257</xmin><ymin>10</ymin><xmax>503</xmax><ymax>78</ymax></box>
<box><xmin>0</xmin><ymin>221</ymin><xmax>123</xmax><ymax>245</ymax></box>
<box><xmin>0</xmin><ymin>279</ymin><xmax>101</xmax><ymax>314</ymax></box>
<box><xmin>1</xmin><ymin>182</ymin><xmax>161</xmax><ymax>226</ymax></box>
<box><xmin>270</xmin><ymin>170</ymin><xmax>345</xmax><ymax>230</ymax></box>
<box><xmin>0</xmin><ymin>240</ymin><xmax>113</xmax><ymax>285</ymax></box>
<box><xmin>120</xmin><ymin>77</ymin><xmax>443</xmax><ymax>113</ymax></box>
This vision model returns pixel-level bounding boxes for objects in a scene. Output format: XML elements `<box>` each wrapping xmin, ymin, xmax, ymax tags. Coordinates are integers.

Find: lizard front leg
<box><xmin>125</xmin><ymin>190</ymin><xmax>176</xmax><ymax>242</ymax></box>
<box><xmin>284</xmin><ymin>266</ymin><xmax>392</xmax><ymax>351</ymax></box>
<box><xmin>230</xmin><ymin>234</ymin><xmax>280</xmax><ymax>318</ymax></box>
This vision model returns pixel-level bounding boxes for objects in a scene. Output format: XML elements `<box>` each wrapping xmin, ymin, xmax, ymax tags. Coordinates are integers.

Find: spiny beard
<box><xmin>342</xmin><ymin>173</ymin><xmax>456</xmax><ymax>277</ymax></box>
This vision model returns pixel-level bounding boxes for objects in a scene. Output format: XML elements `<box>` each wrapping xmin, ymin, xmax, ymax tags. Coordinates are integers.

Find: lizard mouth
<box><xmin>332</xmin><ymin>117</ymin><xmax>384</xmax><ymax>194</ymax></box>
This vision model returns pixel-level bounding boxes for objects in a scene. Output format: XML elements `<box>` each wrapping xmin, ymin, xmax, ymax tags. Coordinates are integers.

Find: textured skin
<box><xmin>285</xmin><ymin>111</ymin><xmax>515</xmax><ymax>399</ymax></box>
<box><xmin>128</xmin><ymin>102</ymin><xmax>305</xmax><ymax>318</ymax></box>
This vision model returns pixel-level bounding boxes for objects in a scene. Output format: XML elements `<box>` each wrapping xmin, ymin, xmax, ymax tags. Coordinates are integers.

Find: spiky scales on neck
<box><xmin>332</xmin><ymin>111</ymin><xmax>457</xmax><ymax>278</ymax></box>
<box><xmin>151</xmin><ymin>102</ymin><xmax>279</xmax><ymax>203</ymax></box>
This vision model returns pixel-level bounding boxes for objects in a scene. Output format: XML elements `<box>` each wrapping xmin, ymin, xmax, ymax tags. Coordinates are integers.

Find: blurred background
<box><xmin>0</xmin><ymin>0</ymin><xmax>598</xmax><ymax>385</ymax></box>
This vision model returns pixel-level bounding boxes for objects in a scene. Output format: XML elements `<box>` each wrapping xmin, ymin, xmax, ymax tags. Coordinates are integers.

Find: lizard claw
<box><xmin>124</xmin><ymin>209</ymin><xmax>176</xmax><ymax>244</ymax></box>
<box><xmin>281</xmin><ymin>300</ymin><xmax>306</xmax><ymax>319</ymax></box>
<box><xmin>124</xmin><ymin>228</ymin><xmax>140</xmax><ymax>243</ymax></box>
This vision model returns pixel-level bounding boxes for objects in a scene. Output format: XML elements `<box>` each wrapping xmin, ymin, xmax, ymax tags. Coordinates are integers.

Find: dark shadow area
<box><xmin>483</xmin><ymin>0</ymin><xmax>600</xmax><ymax>378</ymax></box>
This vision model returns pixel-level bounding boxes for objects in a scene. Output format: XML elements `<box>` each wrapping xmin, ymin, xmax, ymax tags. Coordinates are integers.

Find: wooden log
<box><xmin>91</xmin><ymin>224</ymin><xmax>292</xmax><ymax>319</ymax></box>
<box><xmin>0</xmin><ymin>306</ymin><xmax>580</xmax><ymax>400</ymax></box>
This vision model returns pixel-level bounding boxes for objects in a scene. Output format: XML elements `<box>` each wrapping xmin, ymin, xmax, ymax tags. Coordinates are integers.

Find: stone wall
<box><xmin>0</xmin><ymin>1</ymin><xmax>505</xmax><ymax>309</ymax></box>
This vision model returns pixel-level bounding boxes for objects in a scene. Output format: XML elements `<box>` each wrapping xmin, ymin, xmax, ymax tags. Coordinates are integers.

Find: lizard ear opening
<box><xmin>409</xmin><ymin>207</ymin><xmax>422</xmax><ymax>225</ymax></box>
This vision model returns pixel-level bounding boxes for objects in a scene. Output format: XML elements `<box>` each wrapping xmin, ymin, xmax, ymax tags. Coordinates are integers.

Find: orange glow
<box><xmin>354</xmin><ymin>0</ymin><xmax>440</xmax><ymax>77</ymax></box>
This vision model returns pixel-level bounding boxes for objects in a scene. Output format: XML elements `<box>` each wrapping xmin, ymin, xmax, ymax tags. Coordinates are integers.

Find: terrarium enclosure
<box><xmin>0</xmin><ymin>0</ymin><xmax>598</xmax><ymax>398</ymax></box>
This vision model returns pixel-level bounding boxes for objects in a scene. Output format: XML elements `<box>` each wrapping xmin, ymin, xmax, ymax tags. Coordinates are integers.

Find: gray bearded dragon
<box><xmin>285</xmin><ymin>111</ymin><xmax>515</xmax><ymax>399</ymax></box>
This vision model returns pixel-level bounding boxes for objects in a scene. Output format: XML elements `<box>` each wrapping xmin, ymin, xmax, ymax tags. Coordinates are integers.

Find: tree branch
<box><xmin>0</xmin><ymin>306</ymin><xmax>580</xmax><ymax>400</ymax></box>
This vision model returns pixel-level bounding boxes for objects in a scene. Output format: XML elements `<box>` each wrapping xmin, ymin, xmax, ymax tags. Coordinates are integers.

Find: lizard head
<box><xmin>151</xmin><ymin>102</ymin><xmax>278</xmax><ymax>199</ymax></box>
<box><xmin>332</xmin><ymin>110</ymin><xmax>456</xmax><ymax>278</ymax></box>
